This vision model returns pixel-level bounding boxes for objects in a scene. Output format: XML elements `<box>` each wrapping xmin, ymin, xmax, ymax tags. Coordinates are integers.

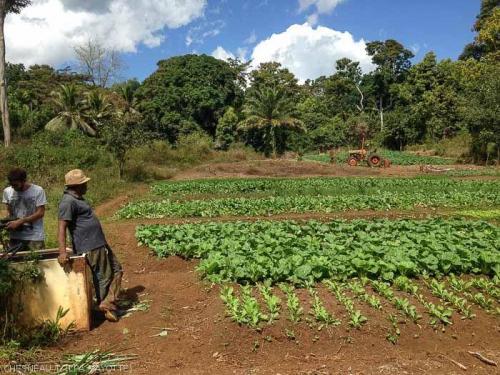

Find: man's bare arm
<box><xmin>6</xmin><ymin>206</ymin><xmax>45</xmax><ymax>230</ymax></box>
<box><xmin>22</xmin><ymin>206</ymin><xmax>45</xmax><ymax>223</ymax></box>
<box><xmin>58</xmin><ymin>220</ymin><xmax>68</xmax><ymax>254</ymax></box>
<box><xmin>58</xmin><ymin>220</ymin><xmax>70</xmax><ymax>266</ymax></box>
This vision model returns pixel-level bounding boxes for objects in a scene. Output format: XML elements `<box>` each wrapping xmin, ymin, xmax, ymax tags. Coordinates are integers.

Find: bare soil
<box><xmin>56</xmin><ymin>221</ymin><xmax>500</xmax><ymax>374</ymax></box>
<box><xmin>48</xmin><ymin>161</ymin><xmax>499</xmax><ymax>374</ymax></box>
<box><xmin>172</xmin><ymin>159</ymin><xmax>489</xmax><ymax>181</ymax></box>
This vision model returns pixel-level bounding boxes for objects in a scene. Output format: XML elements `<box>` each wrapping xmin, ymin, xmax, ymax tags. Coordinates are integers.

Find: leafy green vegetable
<box><xmin>119</xmin><ymin>177</ymin><xmax>499</xmax><ymax>219</ymax></box>
<box><xmin>137</xmin><ymin>218</ymin><xmax>500</xmax><ymax>284</ymax></box>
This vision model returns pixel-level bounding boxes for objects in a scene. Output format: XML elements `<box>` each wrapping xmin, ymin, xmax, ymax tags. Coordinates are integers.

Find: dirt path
<box><xmin>51</xmin><ymin>163</ymin><xmax>500</xmax><ymax>374</ymax></box>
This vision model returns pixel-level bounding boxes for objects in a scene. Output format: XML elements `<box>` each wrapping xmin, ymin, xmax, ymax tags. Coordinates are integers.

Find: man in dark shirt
<box><xmin>58</xmin><ymin>169</ymin><xmax>122</xmax><ymax>322</ymax></box>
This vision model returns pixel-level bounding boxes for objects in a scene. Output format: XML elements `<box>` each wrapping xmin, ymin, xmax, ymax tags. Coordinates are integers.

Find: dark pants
<box><xmin>85</xmin><ymin>245</ymin><xmax>123</xmax><ymax>311</ymax></box>
<box><xmin>9</xmin><ymin>239</ymin><xmax>45</xmax><ymax>251</ymax></box>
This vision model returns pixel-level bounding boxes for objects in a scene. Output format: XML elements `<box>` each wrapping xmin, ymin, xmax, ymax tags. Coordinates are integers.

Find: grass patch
<box><xmin>456</xmin><ymin>209</ymin><xmax>500</xmax><ymax>221</ymax></box>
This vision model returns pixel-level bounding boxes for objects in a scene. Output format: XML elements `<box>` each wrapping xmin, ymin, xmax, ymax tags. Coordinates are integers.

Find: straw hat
<box><xmin>65</xmin><ymin>169</ymin><xmax>91</xmax><ymax>186</ymax></box>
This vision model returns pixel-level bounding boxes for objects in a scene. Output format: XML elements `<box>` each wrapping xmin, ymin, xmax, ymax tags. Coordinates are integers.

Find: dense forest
<box><xmin>1</xmin><ymin>0</ymin><xmax>499</xmax><ymax>167</ymax></box>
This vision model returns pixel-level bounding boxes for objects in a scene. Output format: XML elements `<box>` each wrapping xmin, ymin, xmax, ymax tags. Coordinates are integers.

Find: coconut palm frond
<box><xmin>238</xmin><ymin>115</ymin><xmax>269</xmax><ymax>130</ymax></box>
<box><xmin>241</xmin><ymin>86</ymin><xmax>303</xmax><ymax>157</ymax></box>
<box><xmin>276</xmin><ymin>118</ymin><xmax>306</xmax><ymax>132</ymax></box>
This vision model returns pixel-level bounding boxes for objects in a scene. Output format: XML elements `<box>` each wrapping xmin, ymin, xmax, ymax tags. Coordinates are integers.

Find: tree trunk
<box><xmin>355</xmin><ymin>84</ymin><xmax>364</xmax><ymax>112</ymax></box>
<box><xmin>0</xmin><ymin>6</ymin><xmax>10</xmax><ymax>147</ymax></box>
<box><xmin>270</xmin><ymin>126</ymin><xmax>277</xmax><ymax>159</ymax></box>
<box><xmin>379</xmin><ymin>97</ymin><xmax>384</xmax><ymax>132</ymax></box>
<box><xmin>118</xmin><ymin>159</ymin><xmax>125</xmax><ymax>179</ymax></box>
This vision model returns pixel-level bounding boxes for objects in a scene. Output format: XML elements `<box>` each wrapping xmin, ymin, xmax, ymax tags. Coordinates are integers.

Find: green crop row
<box><xmin>220</xmin><ymin>276</ymin><xmax>499</xmax><ymax>340</ymax></box>
<box><xmin>444</xmin><ymin>168</ymin><xmax>500</xmax><ymax>177</ymax></box>
<box><xmin>150</xmin><ymin>176</ymin><xmax>499</xmax><ymax>200</ymax></box>
<box><xmin>117</xmin><ymin>190</ymin><xmax>499</xmax><ymax>219</ymax></box>
<box><xmin>305</xmin><ymin>150</ymin><xmax>454</xmax><ymax>166</ymax></box>
<box><xmin>136</xmin><ymin>219</ymin><xmax>500</xmax><ymax>284</ymax></box>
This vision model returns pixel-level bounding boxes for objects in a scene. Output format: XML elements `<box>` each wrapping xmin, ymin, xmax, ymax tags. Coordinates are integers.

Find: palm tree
<box><xmin>239</xmin><ymin>86</ymin><xmax>305</xmax><ymax>157</ymax></box>
<box><xmin>82</xmin><ymin>90</ymin><xmax>114</xmax><ymax>129</ymax></box>
<box><xmin>117</xmin><ymin>84</ymin><xmax>135</xmax><ymax>109</ymax></box>
<box><xmin>45</xmin><ymin>84</ymin><xmax>96</xmax><ymax>136</ymax></box>
<box><xmin>114</xmin><ymin>82</ymin><xmax>141</xmax><ymax>118</ymax></box>
<box><xmin>0</xmin><ymin>0</ymin><xmax>31</xmax><ymax>146</ymax></box>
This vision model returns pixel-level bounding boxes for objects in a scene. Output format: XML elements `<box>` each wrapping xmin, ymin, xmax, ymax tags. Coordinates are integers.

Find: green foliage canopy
<box><xmin>135</xmin><ymin>54</ymin><xmax>243</xmax><ymax>142</ymax></box>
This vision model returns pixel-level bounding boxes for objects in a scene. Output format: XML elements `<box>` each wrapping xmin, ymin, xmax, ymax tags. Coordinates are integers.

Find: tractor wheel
<box><xmin>368</xmin><ymin>154</ymin><xmax>382</xmax><ymax>167</ymax></box>
<box><xmin>347</xmin><ymin>157</ymin><xmax>358</xmax><ymax>167</ymax></box>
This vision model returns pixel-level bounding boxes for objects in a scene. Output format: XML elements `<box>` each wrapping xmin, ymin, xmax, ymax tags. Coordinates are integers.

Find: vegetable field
<box><xmin>117</xmin><ymin>177</ymin><xmax>500</xmax><ymax>219</ymax></box>
<box><xmin>136</xmin><ymin>219</ymin><xmax>500</xmax><ymax>284</ymax></box>
<box><xmin>305</xmin><ymin>150</ymin><xmax>454</xmax><ymax>166</ymax></box>
<box><xmin>123</xmin><ymin>174</ymin><xmax>499</xmax><ymax>347</ymax></box>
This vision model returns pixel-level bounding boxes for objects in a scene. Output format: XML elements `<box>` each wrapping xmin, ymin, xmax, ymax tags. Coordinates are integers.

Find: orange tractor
<box><xmin>347</xmin><ymin>137</ymin><xmax>390</xmax><ymax>168</ymax></box>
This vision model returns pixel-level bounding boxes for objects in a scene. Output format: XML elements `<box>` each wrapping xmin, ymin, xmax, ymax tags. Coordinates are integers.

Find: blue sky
<box><xmin>122</xmin><ymin>0</ymin><xmax>479</xmax><ymax>81</ymax></box>
<box><xmin>7</xmin><ymin>0</ymin><xmax>480</xmax><ymax>83</ymax></box>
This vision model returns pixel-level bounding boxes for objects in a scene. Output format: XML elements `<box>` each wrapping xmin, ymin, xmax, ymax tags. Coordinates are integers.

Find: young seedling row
<box><xmin>324</xmin><ymin>280</ymin><xmax>367</xmax><ymax>329</ymax></box>
<box><xmin>218</xmin><ymin>276</ymin><xmax>498</xmax><ymax>343</ymax></box>
<box><xmin>448</xmin><ymin>275</ymin><xmax>500</xmax><ymax>316</ymax></box>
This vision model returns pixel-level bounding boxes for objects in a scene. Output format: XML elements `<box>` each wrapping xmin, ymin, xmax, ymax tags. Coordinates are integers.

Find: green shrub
<box><xmin>0</xmin><ymin>130</ymin><xmax>113</xmax><ymax>186</ymax></box>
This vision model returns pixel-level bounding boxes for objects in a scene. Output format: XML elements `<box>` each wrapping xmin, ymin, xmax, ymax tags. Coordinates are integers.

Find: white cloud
<box><xmin>62</xmin><ymin>0</ymin><xmax>113</xmax><ymax>13</ymax></box>
<box><xmin>299</xmin><ymin>0</ymin><xmax>345</xmax><ymax>14</ymax></box>
<box><xmin>185</xmin><ymin>19</ymin><xmax>225</xmax><ymax>46</ymax></box>
<box><xmin>6</xmin><ymin>0</ymin><xmax>207</xmax><ymax>66</ymax></box>
<box><xmin>306</xmin><ymin>13</ymin><xmax>319</xmax><ymax>26</ymax></box>
<box><xmin>211</xmin><ymin>46</ymin><xmax>248</xmax><ymax>62</ymax></box>
<box><xmin>211</xmin><ymin>46</ymin><xmax>235</xmax><ymax>61</ymax></box>
<box><xmin>236</xmin><ymin>47</ymin><xmax>248</xmax><ymax>61</ymax></box>
<box><xmin>244</xmin><ymin>30</ymin><xmax>257</xmax><ymax>44</ymax></box>
<box><xmin>251</xmin><ymin>23</ymin><xmax>374</xmax><ymax>82</ymax></box>
<box><xmin>299</xmin><ymin>0</ymin><xmax>346</xmax><ymax>24</ymax></box>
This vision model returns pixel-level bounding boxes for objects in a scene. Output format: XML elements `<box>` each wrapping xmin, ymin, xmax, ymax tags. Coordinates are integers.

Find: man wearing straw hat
<box><xmin>57</xmin><ymin>169</ymin><xmax>122</xmax><ymax>322</ymax></box>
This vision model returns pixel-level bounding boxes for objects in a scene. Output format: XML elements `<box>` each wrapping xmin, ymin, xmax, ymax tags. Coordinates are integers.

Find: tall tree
<box><xmin>74</xmin><ymin>38</ymin><xmax>124</xmax><ymax>87</ymax></box>
<box><xmin>389</xmin><ymin>52</ymin><xmax>462</xmax><ymax>146</ymax></box>
<box><xmin>0</xmin><ymin>0</ymin><xmax>31</xmax><ymax>147</ymax></box>
<box><xmin>239</xmin><ymin>87</ymin><xmax>305</xmax><ymax>157</ymax></box>
<box><xmin>248</xmin><ymin>62</ymin><xmax>301</xmax><ymax>99</ymax></box>
<box><xmin>365</xmin><ymin>39</ymin><xmax>414</xmax><ymax>131</ymax></box>
<box><xmin>45</xmin><ymin>84</ymin><xmax>96</xmax><ymax>136</ymax></box>
<box><xmin>456</xmin><ymin>59</ymin><xmax>500</xmax><ymax>163</ymax></box>
<box><xmin>215</xmin><ymin>107</ymin><xmax>238</xmax><ymax>150</ymax></box>
<box><xmin>136</xmin><ymin>54</ymin><xmax>243</xmax><ymax>142</ymax></box>
<box><xmin>460</xmin><ymin>0</ymin><xmax>500</xmax><ymax>60</ymax></box>
<box><xmin>322</xmin><ymin>58</ymin><xmax>365</xmax><ymax>119</ymax></box>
